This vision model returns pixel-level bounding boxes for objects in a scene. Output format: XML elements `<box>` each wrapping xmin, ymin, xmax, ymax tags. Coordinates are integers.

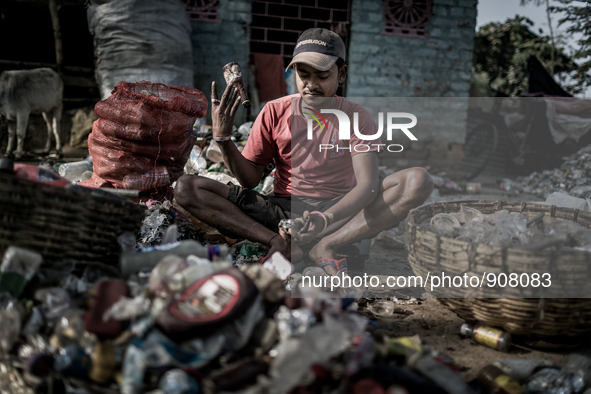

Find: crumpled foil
<box><xmin>137</xmin><ymin>201</ymin><xmax>197</xmax><ymax>248</ymax></box>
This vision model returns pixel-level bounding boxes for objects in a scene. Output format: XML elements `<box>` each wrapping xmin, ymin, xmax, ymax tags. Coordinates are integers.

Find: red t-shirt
<box><xmin>242</xmin><ymin>94</ymin><xmax>379</xmax><ymax>198</ymax></box>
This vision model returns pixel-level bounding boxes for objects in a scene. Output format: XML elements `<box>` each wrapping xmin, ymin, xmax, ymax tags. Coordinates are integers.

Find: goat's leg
<box><xmin>5</xmin><ymin>120</ymin><xmax>16</xmax><ymax>157</ymax></box>
<box><xmin>14</xmin><ymin>113</ymin><xmax>29</xmax><ymax>160</ymax></box>
<box><xmin>42</xmin><ymin>112</ymin><xmax>53</xmax><ymax>154</ymax></box>
<box><xmin>52</xmin><ymin>105</ymin><xmax>62</xmax><ymax>156</ymax></box>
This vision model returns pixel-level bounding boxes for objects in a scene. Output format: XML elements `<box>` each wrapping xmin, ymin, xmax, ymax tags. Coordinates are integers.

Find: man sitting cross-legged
<box><xmin>175</xmin><ymin>28</ymin><xmax>433</xmax><ymax>276</ymax></box>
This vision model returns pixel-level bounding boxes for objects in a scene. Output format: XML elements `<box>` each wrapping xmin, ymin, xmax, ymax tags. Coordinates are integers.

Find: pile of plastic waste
<box><xmin>183</xmin><ymin>121</ymin><xmax>275</xmax><ymax>196</ymax></box>
<box><xmin>506</xmin><ymin>145</ymin><xmax>591</xmax><ymax>199</ymax></box>
<box><xmin>425</xmin><ymin>205</ymin><xmax>591</xmax><ymax>251</ymax></box>
<box><xmin>3</xmin><ymin>215</ymin><xmax>591</xmax><ymax>393</ymax></box>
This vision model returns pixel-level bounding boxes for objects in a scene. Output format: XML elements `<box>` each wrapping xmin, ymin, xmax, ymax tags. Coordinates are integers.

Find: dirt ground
<box><xmin>356</xmin><ymin>175</ymin><xmax>591</xmax><ymax>382</ymax></box>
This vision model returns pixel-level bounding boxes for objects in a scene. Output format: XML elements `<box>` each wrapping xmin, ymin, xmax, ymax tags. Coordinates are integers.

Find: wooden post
<box><xmin>48</xmin><ymin>0</ymin><xmax>63</xmax><ymax>67</ymax></box>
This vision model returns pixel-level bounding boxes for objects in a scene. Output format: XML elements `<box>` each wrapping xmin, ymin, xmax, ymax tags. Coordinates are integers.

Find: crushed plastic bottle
<box><xmin>526</xmin><ymin>367</ymin><xmax>585</xmax><ymax>394</ymax></box>
<box><xmin>159</xmin><ymin>369</ymin><xmax>200</xmax><ymax>394</ymax></box>
<box><xmin>0</xmin><ymin>293</ymin><xmax>22</xmax><ymax>356</ymax></box>
<box><xmin>261</xmin><ymin>251</ymin><xmax>293</xmax><ymax>280</ymax></box>
<box><xmin>275</xmin><ymin>306</ymin><xmax>316</xmax><ymax>340</ymax></box>
<box><xmin>408</xmin><ymin>351</ymin><xmax>475</xmax><ymax>394</ymax></box>
<box><xmin>260</xmin><ymin>171</ymin><xmax>275</xmax><ymax>196</ymax></box>
<box><xmin>184</xmin><ymin>145</ymin><xmax>207</xmax><ymax>175</ymax></box>
<box><xmin>102</xmin><ymin>294</ymin><xmax>151</xmax><ymax>322</ymax></box>
<box><xmin>0</xmin><ymin>247</ymin><xmax>43</xmax><ymax>298</ymax></box>
<box><xmin>430</xmin><ymin>213</ymin><xmax>461</xmax><ymax>237</ymax></box>
<box><xmin>58</xmin><ymin>160</ymin><xmax>93</xmax><ymax>182</ymax></box>
<box><xmin>206</xmin><ymin>138</ymin><xmax>223</xmax><ymax>163</ymax></box>
<box><xmin>166</xmin><ymin>259</ymin><xmax>231</xmax><ymax>293</ymax></box>
<box><xmin>34</xmin><ymin>288</ymin><xmax>72</xmax><ymax>320</ymax></box>
<box><xmin>121</xmin><ymin>343</ymin><xmax>146</xmax><ymax>394</ymax></box>
<box><xmin>201</xmin><ymin>171</ymin><xmax>240</xmax><ymax>186</ymax></box>
<box><xmin>238</xmin><ymin>121</ymin><xmax>253</xmax><ymax>140</ymax></box>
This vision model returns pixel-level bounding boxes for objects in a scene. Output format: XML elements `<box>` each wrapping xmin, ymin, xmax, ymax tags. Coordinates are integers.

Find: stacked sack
<box><xmin>81</xmin><ymin>81</ymin><xmax>207</xmax><ymax>191</ymax></box>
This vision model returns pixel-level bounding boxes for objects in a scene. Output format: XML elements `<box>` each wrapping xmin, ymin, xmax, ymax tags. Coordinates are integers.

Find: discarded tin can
<box><xmin>460</xmin><ymin>323</ymin><xmax>511</xmax><ymax>352</ymax></box>
<box><xmin>89</xmin><ymin>342</ymin><xmax>117</xmax><ymax>383</ymax></box>
<box><xmin>478</xmin><ymin>365</ymin><xmax>526</xmax><ymax>394</ymax></box>
<box><xmin>466</xmin><ymin>182</ymin><xmax>481</xmax><ymax>194</ymax></box>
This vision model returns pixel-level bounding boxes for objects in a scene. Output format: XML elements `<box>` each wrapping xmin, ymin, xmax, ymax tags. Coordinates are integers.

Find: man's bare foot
<box><xmin>266</xmin><ymin>229</ymin><xmax>303</xmax><ymax>262</ymax></box>
<box><xmin>309</xmin><ymin>240</ymin><xmax>343</xmax><ymax>276</ymax></box>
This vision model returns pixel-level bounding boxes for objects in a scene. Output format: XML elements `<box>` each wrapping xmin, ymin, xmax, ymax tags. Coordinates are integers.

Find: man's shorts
<box><xmin>227</xmin><ymin>184</ymin><xmax>344</xmax><ymax>232</ymax></box>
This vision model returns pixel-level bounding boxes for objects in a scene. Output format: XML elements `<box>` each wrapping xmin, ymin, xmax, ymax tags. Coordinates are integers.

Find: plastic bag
<box><xmin>84</xmin><ymin>81</ymin><xmax>207</xmax><ymax>191</ymax></box>
<box><xmin>88</xmin><ymin>0</ymin><xmax>194</xmax><ymax>99</ymax></box>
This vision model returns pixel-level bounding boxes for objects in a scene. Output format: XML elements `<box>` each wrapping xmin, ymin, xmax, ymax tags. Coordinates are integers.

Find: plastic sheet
<box><xmin>87</xmin><ymin>0</ymin><xmax>194</xmax><ymax>99</ymax></box>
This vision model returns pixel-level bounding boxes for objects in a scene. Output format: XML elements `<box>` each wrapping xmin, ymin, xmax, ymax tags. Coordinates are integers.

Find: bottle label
<box><xmin>493</xmin><ymin>374</ymin><xmax>526</xmax><ymax>394</ymax></box>
<box><xmin>474</xmin><ymin>326</ymin><xmax>502</xmax><ymax>349</ymax></box>
<box><xmin>170</xmin><ymin>274</ymin><xmax>240</xmax><ymax>322</ymax></box>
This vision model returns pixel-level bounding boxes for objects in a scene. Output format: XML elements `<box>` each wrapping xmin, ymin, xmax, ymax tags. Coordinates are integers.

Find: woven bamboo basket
<box><xmin>406</xmin><ymin>200</ymin><xmax>591</xmax><ymax>337</ymax></box>
<box><xmin>0</xmin><ymin>171</ymin><xmax>146</xmax><ymax>267</ymax></box>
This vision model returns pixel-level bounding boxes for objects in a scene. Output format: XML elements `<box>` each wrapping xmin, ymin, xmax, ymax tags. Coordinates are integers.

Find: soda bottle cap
<box><xmin>460</xmin><ymin>323</ymin><xmax>472</xmax><ymax>336</ymax></box>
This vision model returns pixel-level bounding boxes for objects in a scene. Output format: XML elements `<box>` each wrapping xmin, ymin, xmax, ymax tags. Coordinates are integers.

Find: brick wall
<box><xmin>346</xmin><ymin>0</ymin><xmax>477</xmax><ymax>175</ymax></box>
<box><xmin>190</xmin><ymin>0</ymin><xmax>251</xmax><ymax>124</ymax></box>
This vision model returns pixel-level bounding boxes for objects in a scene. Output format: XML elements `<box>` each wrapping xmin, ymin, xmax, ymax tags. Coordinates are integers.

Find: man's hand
<box><xmin>211</xmin><ymin>81</ymin><xmax>241</xmax><ymax>138</ymax></box>
<box><xmin>290</xmin><ymin>211</ymin><xmax>326</xmax><ymax>244</ymax></box>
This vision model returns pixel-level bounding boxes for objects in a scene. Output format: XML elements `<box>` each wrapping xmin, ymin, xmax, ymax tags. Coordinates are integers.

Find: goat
<box><xmin>0</xmin><ymin>68</ymin><xmax>63</xmax><ymax>159</ymax></box>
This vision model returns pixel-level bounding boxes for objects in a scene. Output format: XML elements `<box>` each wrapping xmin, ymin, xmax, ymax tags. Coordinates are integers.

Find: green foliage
<box><xmin>551</xmin><ymin>0</ymin><xmax>591</xmax><ymax>94</ymax></box>
<box><xmin>472</xmin><ymin>16</ymin><xmax>577</xmax><ymax>96</ymax></box>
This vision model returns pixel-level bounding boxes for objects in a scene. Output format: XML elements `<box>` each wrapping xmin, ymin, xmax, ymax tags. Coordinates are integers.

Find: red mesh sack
<box><xmin>87</xmin><ymin>81</ymin><xmax>207</xmax><ymax>191</ymax></box>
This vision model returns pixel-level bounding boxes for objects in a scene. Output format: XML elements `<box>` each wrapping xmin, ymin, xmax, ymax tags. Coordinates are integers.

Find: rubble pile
<box><xmin>511</xmin><ymin>145</ymin><xmax>591</xmax><ymax>199</ymax></box>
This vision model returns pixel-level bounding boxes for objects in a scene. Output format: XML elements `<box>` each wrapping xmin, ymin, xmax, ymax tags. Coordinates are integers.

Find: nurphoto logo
<box><xmin>305</xmin><ymin>109</ymin><xmax>418</xmax><ymax>153</ymax></box>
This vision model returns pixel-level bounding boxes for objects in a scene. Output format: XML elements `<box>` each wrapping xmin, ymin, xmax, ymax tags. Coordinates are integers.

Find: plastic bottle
<box><xmin>159</xmin><ymin>369</ymin><xmax>200</xmax><ymax>394</ymax></box>
<box><xmin>407</xmin><ymin>351</ymin><xmax>475</xmax><ymax>394</ymax></box>
<box><xmin>58</xmin><ymin>160</ymin><xmax>93</xmax><ymax>181</ymax></box>
<box><xmin>0</xmin><ymin>293</ymin><xmax>22</xmax><ymax>356</ymax></box>
<box><xmin>0</xmin><ymin>247</ymin><xmax>43</xmax><ymax>298</ymax></box>
<box><xmin>478</xmin><ymin>365</ymin><xmax>526</xmax><ymax>394</ymax></box>
<box><xmin>460</xmin><ymin>323</ymin><xmax>512</xmax><ymax>352</ymax></box>
<box><xmin>184</xmin><ymin>146</ymin><xmax>207</xmax><ymax>175</ymax></box>
<box><xmin>121</xmin><ymin>166</ymin><xmax>170</xmax><ymax>190</ymax></box>
<box><xmin>120</xmin><ymin>240</ymin><xmax>230</xmax><ymax>278</ymax></box>
<box><xmin>260</xmin><ymin>171</ymin><xmax>275</xmax><ymax>196</ymax></box>
<box><xmin>121</xmin><ymin>344</ymin><xmax>145</xmax><ymax>394</ymax></box>
<box><xmin>206</xmin><ymin>139</ymin><xmax>223</xmax><ymax>163</ymax></box>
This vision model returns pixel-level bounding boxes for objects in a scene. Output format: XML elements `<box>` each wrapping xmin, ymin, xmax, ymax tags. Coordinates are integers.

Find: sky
<box><xmin>477</xmin><ymin>0</ymin><xmax>550</xmax><ymax>32</ymax></box>
<box><xmin>476</xmin><ymin>0</ymin><xmax>590</xmax><ymax>96</ymax></box>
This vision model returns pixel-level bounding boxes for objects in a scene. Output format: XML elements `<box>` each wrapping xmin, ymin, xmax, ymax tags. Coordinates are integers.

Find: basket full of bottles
<box><xmin>405</xmin><ymin>199</ymin><xmax>591</xmax><ymax>337</ymax></box>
